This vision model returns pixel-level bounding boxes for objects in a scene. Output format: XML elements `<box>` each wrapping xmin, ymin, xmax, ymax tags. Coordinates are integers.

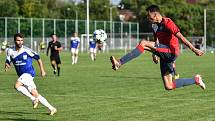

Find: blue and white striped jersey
<box><xmin>5</xmin><ymin>46</ymin><xmax>40</xmax><ymax>77</ymax></box>
<box><xmin>89</xmin><ymin>38</ymin><xmax>96</xmax><ymax>48</ymax></box>
<box><xmin>70</xmin><ymin>37</ymin><xmax>80</xmax><ymax>48</ymax></box>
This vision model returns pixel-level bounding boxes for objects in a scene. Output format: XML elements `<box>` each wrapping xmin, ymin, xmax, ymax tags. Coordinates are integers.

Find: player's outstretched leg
<box><xmin>110</xmin><ymin>45</ymin><xmax>144</xmax><ymax>70</ymax></box>
<box><xmin>172</xmin><ymin>74</ymin><xmax>206</xmax><ymax>90</ymax></box>
<box><xmin>195</xmin><ymin>74</ymin><xmax>206</xmax><ymax>89</ymax></box>
<box><xmin>110</xmin><ymin>56</ymin><xmax>121</xmax><ymax>70</ymax></box>
<box><xmin>37</xmin><ymin>94</ymin><xmax>57</xmax><ymax>115</ymax></box>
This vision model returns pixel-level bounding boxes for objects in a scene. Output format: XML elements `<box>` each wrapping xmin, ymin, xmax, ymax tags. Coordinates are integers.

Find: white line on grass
<box><xmin>0</xmin><ymin>92</ymin><xmax>213</xmax><ymax>102</ymax></box>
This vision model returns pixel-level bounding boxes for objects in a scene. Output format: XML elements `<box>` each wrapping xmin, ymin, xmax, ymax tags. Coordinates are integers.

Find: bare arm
<box><xmin>37</xmin><ymin>59</ymin><xmax>46</xmax><ymax>77</ymax></box>
<box><xmin>46</xmin><ymin>46</ymin><xmax>50</xmax><ymax>56</ymax></box>
<box><xmin>176</xmin><ymin>32</ymin><xmax>204</xmax><ymax>56</ymax></box>
<box><xmin>152</xmin><ymin>38</ymin><xmax>159</xmax><ymax>64</ymax></box>
<box><xmin>5</xmin><ymin>63</ymin><xmax>10</xmax><ymax>72</ymax></box>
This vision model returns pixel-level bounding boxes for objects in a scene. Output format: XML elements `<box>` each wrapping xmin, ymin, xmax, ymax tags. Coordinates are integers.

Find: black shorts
<box><xmin>50</xmin><ymin>55</ymin><xmax>61</xmax><ymax>64</ymax></box>
<box><xmin>153</xmin><ymin>44</ymin><xmax>177</xmax><ymax>76</ymax></box>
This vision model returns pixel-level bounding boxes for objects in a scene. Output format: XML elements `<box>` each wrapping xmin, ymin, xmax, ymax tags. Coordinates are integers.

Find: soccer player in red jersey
<box><xmin>110</xmin><ymin>5</ymin><xmax>205</xmax><ymax>90</ymax></box>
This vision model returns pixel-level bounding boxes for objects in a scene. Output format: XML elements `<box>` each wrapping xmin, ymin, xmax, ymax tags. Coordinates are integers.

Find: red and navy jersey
<box><xmin>152</xmin><ymin>17</ymin><xmax>180</xmax><ymax>55</ymax></box>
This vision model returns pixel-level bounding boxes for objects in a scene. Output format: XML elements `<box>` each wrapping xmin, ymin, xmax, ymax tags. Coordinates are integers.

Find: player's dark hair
<box><xmin>146</xmin><ymin>5</ymin><xmax>160</xmax><ymax>13</ymax></box>
<box><xmin>51</xmin><ymin>33</ymin><xmax>56</xmax><ymax>37</ymax></box>
<box><xmin>14</xmin><ymin>33</ymin><xmax>24</xmax><ymax>41</ymax></box>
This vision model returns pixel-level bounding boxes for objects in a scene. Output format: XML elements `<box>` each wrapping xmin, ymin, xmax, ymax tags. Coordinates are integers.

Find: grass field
<box><xmin>0</xmin><ymin>51</ymin><xmax>215</xmax><ymax>121</ymax></box>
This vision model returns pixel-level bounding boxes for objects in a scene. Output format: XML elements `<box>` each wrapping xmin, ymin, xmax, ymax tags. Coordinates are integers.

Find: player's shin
<box><xmin>173</xmin><ymin>78</ymin><xmax>195</xmax><ymax>88</ymax></box>
<box><xmin>120</xmin><ymin>45</ymin><xmax>144</xmax><ymax>65</ymax></box>
<box><xmin>38</xmin><ymin>95</ymin><xmax>55</xmax><ymax>111</ymax></box>
<box><xmin>16</xmin><ymin>86</ymin><xmax>35</xmax><ymax>101</ymax></box>
<box><xmin>57</xmin><ymin>67</ymin><xmax>60</xmax><ymax>76</ymax></box>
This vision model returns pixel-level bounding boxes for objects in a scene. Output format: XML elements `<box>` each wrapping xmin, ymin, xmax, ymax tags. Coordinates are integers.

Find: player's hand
<box><xmin>193</xmin><ymin>48</ymin><xmax>204</xmax><ymax>56</ymax></box>
<box><xmin>5</xmin><ymin>64</ymin><xmax>10</xmax><ymax>72</ymax></box>
<box><xmin>41</xmin><ymin>71</ymin><xmax>46</xmax><ymax>77</ymax></box>
<box><xmin>54</xmin><ymin>46</ymin><xmax>58</xmax><ymax>50</ymax></box>
<box><xmin>152</xmin><ymin>55</ymin><xmax>159</xmax><ymax>64</ymax></box>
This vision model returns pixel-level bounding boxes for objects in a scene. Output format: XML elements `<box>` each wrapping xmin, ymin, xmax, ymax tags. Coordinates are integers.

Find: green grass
<box><xmin>0</xmin><ymin>51</ymin><xmax>215</xmax><ymax>121</ymax></box>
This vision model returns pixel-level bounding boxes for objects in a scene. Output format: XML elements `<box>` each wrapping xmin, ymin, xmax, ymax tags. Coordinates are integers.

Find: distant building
<box><xmin>118</xmin><ymin>9</ymin><xmax>136</xmax><ymax>22</ymax></box>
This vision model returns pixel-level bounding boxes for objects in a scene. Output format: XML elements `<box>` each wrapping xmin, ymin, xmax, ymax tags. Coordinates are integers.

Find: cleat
<box><xmin>110</xmin><ymin>56</ymin><xmax>121</xmax><ymax>71</ymax></box>
<box><xmin>49</xmin><ymin>108</ymin><xmax>57</xmax><ymax>116</ymax></box>
<box><xmin>53</xmin><ymin>70</ymin><xmax>57</xmax><ymax>75</ymax></box>
<box><xmin>33</xmin><ymin>98</ymin><xmax>39</xmax><ymax>109</ymax></box>
<box><xmin>195</xmin><ymin>74</ymin><xmax>206</xmax><ymax>90</ymax></box>
<box><xmin>173</xmin><ymin>74</ymin><xmax>180</xmax><ymax>80</ymax></box>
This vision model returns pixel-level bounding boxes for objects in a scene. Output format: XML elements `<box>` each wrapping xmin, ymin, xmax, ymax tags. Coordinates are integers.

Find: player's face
<box><xmin>74</xmin><ymin>33</ymin><xmax>78</xmax><ymax>37</ymax></box>
<box><xmin>52</xmin><ymin>35</ymin><xmax>57</xmax><ymax>42</ymax></box>
<box><xmin>15</xmin><ymin>37</ymin><xmax>24</xmax><ymax>48</ymax></box>
<box><xmin>147</xmin><ymin>12</ymin><xmax>157</xmax><ymax>23</ymax></box>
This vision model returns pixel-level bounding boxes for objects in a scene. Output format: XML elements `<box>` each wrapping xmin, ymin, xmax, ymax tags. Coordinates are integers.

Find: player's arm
<box><xmin>5</xmin><ymin>49</ymin><xmax>12</xmax><ymax>72</ymax></box>
<box><xmin>37</xmin><ymin>59</ymin><xmax>46</xmax><ymax>77</ymax></box>
<box><xmin>46</xmin><ymin>42</ymin><xmax>50</xmax><ymax>56</ymax></box>
<box><xmin>55</xmin><ymin>42</ymin><xmax>63</xmax><ymax>52</ymax></box>
<box><xmin>5</xmin><ymin>63</ymin><xmax>10</xmax><ymax>72</ymax></box>
<box><xmin>176</xmin><ymin>32</ymin><xmax>204</xmax><ymax>56</ymax></box>
<box><xmin>152</xmin><ymin>37</ymin><xmax>159</xmax><ymax>64</ymax></box>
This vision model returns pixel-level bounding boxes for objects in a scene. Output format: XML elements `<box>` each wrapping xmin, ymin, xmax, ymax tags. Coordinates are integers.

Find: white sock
<box><xmin>17</xmin><ymin>86</ymin><xmax>35</xmax><ymax>101</ymax></box>
<box><xmin>91</xmin><ymin>53</ymin><xmax>94</xmax><ymax>60</ymax></box>
<box><xmin>75</xmin><ymin>56</ymin><xmax>78</xmax><ymax>63</ymax></box>
<box><xmin>72</xmin><ymin>55</ymin><xmax>75</xmax><ymax>64</ymax></box>
<box><xmin>38</xmin><ymin>95</ymin><xmax>54</xmax><ymax>111</ymax></box>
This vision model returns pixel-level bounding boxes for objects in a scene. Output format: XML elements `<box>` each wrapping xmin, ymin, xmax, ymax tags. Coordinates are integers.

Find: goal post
<box><xmin>80</xmin><ymin>34</ymin><xmax>92</xmax><ymax>53</ymax></box>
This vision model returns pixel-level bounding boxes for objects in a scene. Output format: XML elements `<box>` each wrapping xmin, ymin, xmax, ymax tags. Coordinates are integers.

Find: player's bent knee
<box><xmin>164</xmin><ymin>84</ymin><xmax>175</xmax><ymax>90</ymax></box>
<box><xmin>31</xmin><ymin>89</ymin><xmax>39</xmax><ymax>97</ymax></box>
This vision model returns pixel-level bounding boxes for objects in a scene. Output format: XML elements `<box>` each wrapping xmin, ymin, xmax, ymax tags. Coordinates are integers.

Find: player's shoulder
<box><xmin>23</xmin><ymin>46</ymin><xmax>38</xmax><ymax>55</ymax></box>
<box><xmin>162</xmin><ymin>17</ymin><xmax>175</xmax><ymax>24</ymax></box>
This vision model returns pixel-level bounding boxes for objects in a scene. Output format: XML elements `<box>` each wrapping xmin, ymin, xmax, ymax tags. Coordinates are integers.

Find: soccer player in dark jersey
<box><xmin>47</xmin><ymin>34</ymin><xmax>63</xmax><ymax>76</ymax></box>
<box><xmin>110</xmin><ymin>5</ymin><xmax>205</xmax><ymax>90</ymax></box>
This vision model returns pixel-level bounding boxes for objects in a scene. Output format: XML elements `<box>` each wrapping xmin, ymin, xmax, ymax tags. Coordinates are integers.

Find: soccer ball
<box><xmin>93</xmin><ymin>29</ymin><xmax>107</xmax><ymax>43</ymax></box>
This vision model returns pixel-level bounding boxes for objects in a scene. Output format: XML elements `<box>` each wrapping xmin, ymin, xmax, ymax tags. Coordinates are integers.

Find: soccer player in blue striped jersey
<box><xmin>5</xmin><ymin>33</ymin><xmax>57</xmax><ymax>115</ymax></box>
<box><xmin>70</xmin><ymin>32</ymin><xmax>80</xmax><ymax>64</ymax></box>
<box><xmin>89</xmin><ymin>38</ymin><xmax>97</xmax><ymax>61</ymax></box>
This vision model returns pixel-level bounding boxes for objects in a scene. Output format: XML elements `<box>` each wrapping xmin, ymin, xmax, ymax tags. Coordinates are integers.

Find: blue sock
<box><xmin>173</xmin><ymin>78</ymin><xmax>195</xmax><ymax>88</ymax></box>
<box><xmin>120</xmin><ymin>45</ymin><xmax>144</xmax><ymax>65</ymax></box>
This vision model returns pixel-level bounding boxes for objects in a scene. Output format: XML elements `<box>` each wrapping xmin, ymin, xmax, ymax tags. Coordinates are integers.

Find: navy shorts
<box><xmin>153</xmin><ymin>44</ymin><xmax>177</xmax><ymax>76</ymax></box>
<box><xmin>50</xmin><ymin>55</ymin><xmax>61</xmax><ymax>64</ymax></box>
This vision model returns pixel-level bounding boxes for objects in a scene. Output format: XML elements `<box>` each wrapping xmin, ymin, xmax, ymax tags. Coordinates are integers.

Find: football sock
<box><xmin>17</xmin><ymin>86</ymin><xmax>35</xmax><ymax>101</ymax></box>
<box><xmin>120</xmin><ymin>45</ymin><xmax>144</xmax><ymax>65</ymax></box>
<box><xmin>91</xmin><ymin>53</ymin><xmax>94</xmax><ymax>61</ymax></box>
<box><xmin>57</xmin><ymin>67</ymin><xmax>60</xmax><ymax>76</ymax></box>
<box><xmin>75</xmin><ymin>56</ymin><xmax>78</xmax><ymax>64</ymax></box>
<box><xmin>38</xmin><ymin>95</ymin><xmax>54</xmax><ymax>111</ymax></box>
<box><xmin>173</xmin><ymin>78</ymin><xmax>195</xmax><ymax>88</ymax></box>
<box><xmin>72</xmin><ymin>55</ymin><xmax>75</xmax><ymax>64</ymax></box>
<box><xmin>51</xmin><ymin>64</ymin><xmax>56</xmax><ymax>70</ymax></box>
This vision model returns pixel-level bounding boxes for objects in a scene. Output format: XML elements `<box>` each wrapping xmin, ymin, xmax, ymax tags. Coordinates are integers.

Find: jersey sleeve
<box><xmin>25</xmin><ymin>47</ymin><xmax>40</xmax><ymax>60</ymax></box>
<box><xmin>165</xmin><ymin>19</ymin><xmax>180</xmax><ymax>35</ymax></box>
<box><xmin>58</xmin><ymin>41</ymin><xmax>62</xmax><ymax>48</ymax></box>
<box><xmin>5</xmin><ymin>48</ymin><xmax>12</xmax><ymax>65</ymax></box>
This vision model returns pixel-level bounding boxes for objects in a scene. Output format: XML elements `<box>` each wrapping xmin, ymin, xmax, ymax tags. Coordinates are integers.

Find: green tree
<box><xmin>0</xmin><ymin>0</ymin><xmax>19</xmax><ymax>17</ymax></box>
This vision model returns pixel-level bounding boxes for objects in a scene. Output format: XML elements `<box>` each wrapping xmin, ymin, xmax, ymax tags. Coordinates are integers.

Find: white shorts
<box><xmin>90</xmin><ymin>48</ymin><xmax>97</xmax><ymax>53</ymax></box>
<box><xmin>17</xmin><ymin>73</ymin><xmax>36</xmax><ymax>92</ymax></box>
<box><xmin>71</xmin><ymin>48</ymin><xmax>79</xmax><ymax>54</ymax></box>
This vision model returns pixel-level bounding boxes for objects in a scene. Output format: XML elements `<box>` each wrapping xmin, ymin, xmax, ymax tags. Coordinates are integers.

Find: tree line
<box><xmin>0</xmin><ymin>0</ymin><xmax>215</xmax><ymax>40</ymax></box>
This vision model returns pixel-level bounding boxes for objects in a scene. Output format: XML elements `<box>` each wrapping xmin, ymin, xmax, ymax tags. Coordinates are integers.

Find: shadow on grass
<box><xmin>0</xmin><ymin>111</ymin><xmax>51</xmax><ymax>121</ymax></box>
<box><xmin>100</xmin><ymin>75</ymin><xmax>160</xmax><ymax>80</ymax></box>
<box><xmin>0</xmin><ymin>118</ymin><xmax>50</xmax><ymax>121</ymax></box>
